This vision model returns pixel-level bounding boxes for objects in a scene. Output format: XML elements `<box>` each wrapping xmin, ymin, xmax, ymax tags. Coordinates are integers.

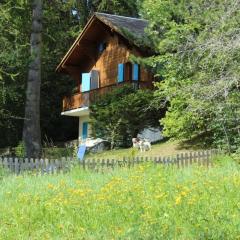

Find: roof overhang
<box><xmin>56</xmin><ymin>14</ymin><xmax>97</xmax><ymax>73</ymax></box>
<box><xmin>56</xmin><ymin>13</ymin><xmax>151</xmax><ymax>74</ymax></box>
<box><xmin>61</xmin><ymin>107</ymin><xmax>89</xmax><ymax>117</ymax></box>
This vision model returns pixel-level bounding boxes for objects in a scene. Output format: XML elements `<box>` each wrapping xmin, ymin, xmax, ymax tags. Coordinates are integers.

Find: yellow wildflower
<box><xmin>175</xmin><ymin>196</ymin><xmax>182</xmax><ymax>205</ymax></box>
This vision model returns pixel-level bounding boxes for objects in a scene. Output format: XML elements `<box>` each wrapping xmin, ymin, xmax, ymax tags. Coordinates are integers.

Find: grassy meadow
<box><xmin>86</xmin><ymin>140</ymin><xmax>205</xmax><ymax>160</ymax></box>
<box><xmin>0</xmin><ymin>156</ymin><xmax>240</xmax><ymax>239</ymax></box>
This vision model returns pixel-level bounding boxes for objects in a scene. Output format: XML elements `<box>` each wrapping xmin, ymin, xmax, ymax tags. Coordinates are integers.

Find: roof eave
<box><xmin>55</xmin><ymin>14</ymin><xmax>96</xmax><ymax>73</ymax></box>
<box><xmin>56</xmin><ymin>13</ymin><xmax>151</xmax><ymax>73</ymax></box>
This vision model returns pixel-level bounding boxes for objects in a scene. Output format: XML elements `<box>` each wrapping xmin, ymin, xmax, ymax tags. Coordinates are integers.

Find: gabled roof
<box><xmin>56</xmin><ymin>13</ymin><xmax>149</xmax><ymax>73</ymax></box>
<box><xmin>94</xmin><ymin>12</ymin><xmax>148</xmax><ymax>38</ymax></box>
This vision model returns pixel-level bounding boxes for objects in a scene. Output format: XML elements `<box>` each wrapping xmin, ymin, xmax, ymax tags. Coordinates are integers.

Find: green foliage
<box><xmin>0</xmin><ymin>161</ymin><xmax>240</xmax><ymax>238</ymax></box>
<box><xmin>15</xmin><ymin>141</ymin><xmax>26</xmax><ymax>158</ymax></box>
<box><xmin>94</xmin><ymin>0</ymin><xmax>142</xmax><ymax>17</ymax></box>
<box><xmin>140</xmin><ymin>0</ymin><xmax>240</xmax><ymax>151</ymax></box>
<box><xmin>90</xmin><ymin>85</ymin><xmax>163</xmax><ymax>148</ymax></box>
<box><xmin>0</xmin><ymin>0</ymin><xmax>30</xmax><ymax>147</ymax></box>
<box><xmin>0</xmin><ymin>0</ymin><xmax>143</xmax><ymax>148</ymax></box>
<box><xmin>42</xmin><ymin>147</ymin><xmax>74</xmax><ymax>159</ymax></box>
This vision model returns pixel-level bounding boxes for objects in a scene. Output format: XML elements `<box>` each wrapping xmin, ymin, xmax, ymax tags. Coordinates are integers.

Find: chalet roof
<box><xmin>56</xmin><ymin>13</ymin><xmax>149</xmax><ymax>73</ymax></box>
<box><xmin>94</xmin><ymin>12</ymin><xmax>148</xmax><ymax>38</ymax></box>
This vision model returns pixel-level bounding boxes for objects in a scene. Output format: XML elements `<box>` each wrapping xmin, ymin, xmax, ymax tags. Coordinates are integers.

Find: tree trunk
<box><xmin>22</xmin><ymin>0</ymin><xmax>42</xmax><ymax>158</ymax></box>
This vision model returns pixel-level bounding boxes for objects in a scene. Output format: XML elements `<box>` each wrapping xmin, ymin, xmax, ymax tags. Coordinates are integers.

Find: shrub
<box><xmin>90</xmin><ymin>85</ymin><xmax>164</xmax><ymax>148</ymax></box>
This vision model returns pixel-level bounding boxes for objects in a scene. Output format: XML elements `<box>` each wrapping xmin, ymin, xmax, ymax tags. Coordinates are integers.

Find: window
<box><xmin>98</xmin><ymin>42</ymin><xmax>107</xmax><ymax>54</ymax></box>
<box><xmin>118</xmin><ymin>63</ymin><xmax>125</xmax><ymax>83</ymax></box>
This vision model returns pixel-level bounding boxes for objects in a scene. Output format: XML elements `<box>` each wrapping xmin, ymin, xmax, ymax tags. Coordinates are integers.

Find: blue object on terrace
<box><xmin>77</xmin><ymin>145</ymin><xmax>87</xmax><ymax>161</ymax></box>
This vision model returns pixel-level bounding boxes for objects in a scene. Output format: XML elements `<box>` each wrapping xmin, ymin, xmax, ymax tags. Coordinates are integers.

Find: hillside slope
<box><xmin>86</xmin><ymin>140</ymin><xmax>205</xmax><ymax>160</ymax></box>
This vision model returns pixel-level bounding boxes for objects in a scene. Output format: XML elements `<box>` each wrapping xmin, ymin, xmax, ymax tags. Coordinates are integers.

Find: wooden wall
<box><xmin>65</xmin><ymin>21</ymin><xmax>154</xmax><ymax>92</ymax></box>
<box><xmin>91</xmin><ymin>33</ymin><xmax>153</xmax><ymax>88</ymax></box>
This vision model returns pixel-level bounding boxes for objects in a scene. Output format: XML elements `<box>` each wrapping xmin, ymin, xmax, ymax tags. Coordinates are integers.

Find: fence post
<box><xmin>189</xmin><ymin>152</ymin><xmax>193</xmax><ymax>165</ymax></box>
<box><xmin>176</xmin><ymin>154</ymin><xmax>179</xmax><ymax>168</ymax></box>
<box><xmin>197</xmin><ymin>152</ymin><xmax>202</xmax><ymax>166</ymax></box>
<box><xmin>180</xmin><ymin>153</ymin><xmax>184</xmax><ymax>167</ymax></box>
<box><xmin>111</xmin><ymin>159</ymin><xmax>114</xmax><ymax>170</ymax></box>
<box><xmin>82</xmin><ymin>158</ymin><xmax>86</xmax><ymax>171</ymax></box>
<box><xmin>122</xmin><ymin>157</ymin><xmax>126</xmax><ymax>168</ymax></box>
<box><xmin>101</xmin><ymin>159</ymin><xmax>105</xmax><ymax>173</ymax></box>
<box><xmin>184</xmin><ymin>153</ymin><xmax>189</xmax><ymax>167</ymax></box>
<box><xmin>14</xmin><ymin>158</ymin><xmax>19</xmax><ymax>175</ymax></box>
<box><xmin>206</xmin><ymin>150</ymin><xmax>210</xmax><ymax>167</ymax></box>
<box><xmin>132</xmin><ymin>157</ymin><xmax>135</xmax><ymax>168</ymax></box>
<box><xmin>166</xmin><ymin>156</ymin><xmax>170</xmax><ymax>166</ymax></box>
<box><xmin>92</xmin><ymin>159</ymin><xmax>96</xmax><ymax>171</ymax></box>
<box><xmin>145</xmin><ymin>157</ymin><xmax>149</xmax><ymax>164</ymax></box>
<box><xmin>136</xmin><ymin>156</ymin><xmax>139</xmax><ymax>166</ymax></box>
<box><xmin>40</xmin><ymin>158</ymin><xmax>44</xmax><ymax>175</ymax></box>
<box><xmin>34</xmin><ymin>158</ymin><xmax>38</xmax><ymax>175</ymax></box>
<box><xmin>9</xmin><ymin>158</ymin><xmax>13</xmax><ymax>172</ymax></box>
<box><xmin>158</xmin><ymin>156</ymin><xmax>162</xmax><ymax>165</ymax></box>
<box><xmin>127</xmin><ymin>157</ymin><xmax>131</xmax><ymax>169</ymax></box>
<box><xmin>96</xmin><ymin>159</ymin><xmax>100</xmax><ymax>172</ymax></box>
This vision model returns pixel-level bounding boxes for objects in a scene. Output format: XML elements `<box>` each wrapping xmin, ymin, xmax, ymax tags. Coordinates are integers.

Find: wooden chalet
<box><xmin>56</xmin><ymin>12</ymin><xmax>154</xmax><ymax>142</ymax></box>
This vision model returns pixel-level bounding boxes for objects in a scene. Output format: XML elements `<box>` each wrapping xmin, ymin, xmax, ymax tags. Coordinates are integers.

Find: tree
<box><xmin>22</xmin><ymin>0</ymin><xmax>43</xmax><ymax>158</ymax></box>
<box><xmin>90</xmin><ymin>85</ymin><xmax>163</xmax><ymax>148</ymax></box>
<box><xmin>0</xmin><ymin>0</ymin><xmax>30</xmax><ymax>147</ymax></box>
<box><xmin>141</xmin><ymin>0</ymin><xmax>240</xmax><ymax>151</ymax></box>
<box><xmin>0</xmin><ymin>0</ymin><xmax>143</xmax><ymax>149</ymax></box>
<box><xmin>93</xmin><ymin>0</ymin><xmax>142</xmax><ymax>17</ymax></box>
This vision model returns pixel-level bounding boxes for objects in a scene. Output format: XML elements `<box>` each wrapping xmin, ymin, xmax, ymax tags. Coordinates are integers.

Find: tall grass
<box><xmin>0</xmin><ymin>156</ymin><xmax>239</xmax><ymax>239</ymax></box>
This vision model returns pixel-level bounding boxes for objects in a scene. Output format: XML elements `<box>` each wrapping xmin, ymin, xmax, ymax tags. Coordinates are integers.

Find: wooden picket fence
<box><xmin>82</xmin><ymin>149</ymin><xmax>220</xmax><ymax>172</ymax></box>
<box><xmin>0</xmin><ymin>149</ymin><xmax>221</xmax><ymax>175</ymax></box>
<box><xmin>0</xmin><ymin>157</ymin><xmax>74</xmax><ymax>175</ymax></box>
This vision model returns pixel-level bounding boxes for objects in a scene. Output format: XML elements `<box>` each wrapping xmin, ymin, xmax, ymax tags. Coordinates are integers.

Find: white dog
<box><xmin>132</xmin><ymin>138</ymin><xmax>141</xmax><ymax>149</ymax></box>
<box><xmin>132</xmin><ymin>138</ymin><xmax>151</xmax><ymax>152</ymax></box>
<box><xmin>139</xmin><ymin>139</ymin><xmax>151</xmax><ymax>152</ymax></box>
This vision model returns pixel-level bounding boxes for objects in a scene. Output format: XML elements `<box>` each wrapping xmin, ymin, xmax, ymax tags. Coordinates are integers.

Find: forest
<box><xmin>0</xmin><ymin>0</ymin><xmax>239</xmax><ymax>155</ymax></box>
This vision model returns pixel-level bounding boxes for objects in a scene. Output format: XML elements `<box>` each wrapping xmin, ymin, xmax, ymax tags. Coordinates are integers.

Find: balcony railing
<box><xmin>62</xmin><ymin>81</ymin><xmax>153</xmax><ymax>112</ymax></box>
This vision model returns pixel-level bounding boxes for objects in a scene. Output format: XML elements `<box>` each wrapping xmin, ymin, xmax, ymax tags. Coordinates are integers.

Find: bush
<box><xmin>90</xmin><ymin>85</ymin><xmax>164</xmax><ymax>148</ymax></box>
<box><xmin>15</xmin><ymin>141</ymin><xmax>26</xmax><ymax>158</ymax></box>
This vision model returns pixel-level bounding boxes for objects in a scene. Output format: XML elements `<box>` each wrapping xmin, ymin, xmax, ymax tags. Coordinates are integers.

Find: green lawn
<box><xmin>0</xmin><ymin>156</ymin><xmax>239</xmax><ymax>239</ymax></box>
<box><xmin>86</xmin><ymin>139</ymin><xmax>206</xmax><ymax>160</ymax></box>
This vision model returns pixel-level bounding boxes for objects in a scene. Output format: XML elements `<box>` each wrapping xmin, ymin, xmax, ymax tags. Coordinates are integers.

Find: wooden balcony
<box><xmin>62</xmin><ymin>81</ymin><xmax>153</xmax><ymax>112</ymax></box>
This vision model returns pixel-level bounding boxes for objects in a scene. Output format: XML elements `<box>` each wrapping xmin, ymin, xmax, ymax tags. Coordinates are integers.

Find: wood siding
<box><xmin>64</xmin><ymin>23</ymin><xmax>153</xmax><ymax>93</ymax></box>
<box><xmin>63</xmin><ymin>81</ymin><xmax>152</xmax><ymax>111</ymax></box>
<box><xmin>62</xmin><ymin>19</ymin><xmax>154</xmax><ymax>111</ymax></box>
<box><xmin>90</xmin><ymin>33</ymin><xmax>153</xmax><ymax>88</ymax></box>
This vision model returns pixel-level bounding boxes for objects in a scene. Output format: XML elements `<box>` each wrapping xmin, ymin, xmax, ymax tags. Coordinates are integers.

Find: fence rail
<box><xmin>0</xmin><ymin>157</ymin><xmax>74</xmax><ymax>175</ymax></box>
<box><xmin>82</xmin><ymin>149</ymin><xmax>220</xmax><ymax>171</ymax></box>
<box><xmin>0</xmin><ymin>149</ymin><xmax>221</xmax><ymax>175</ymax></box>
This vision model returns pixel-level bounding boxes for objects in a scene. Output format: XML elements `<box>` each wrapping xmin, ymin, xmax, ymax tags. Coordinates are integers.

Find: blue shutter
<box><xmin>132</xmin><ymin>64</ymin><xmax>139</xmax><ymax>81</ymax></box>
<box><xmin>118</xmin><ymin>63</ymin><xmax>124</xmax><ymax>83</ymax></box>
<box><xmin>90</xmin><ymin>70</ymin><xmax>99</xmax><ymax>90</ymax></box>
<box><xmin>82</xmin><ymin>122</ymin><xmax>88</xmax><ymax>139</ymax></box>
<box><xmin>81</xmin><ymin>73</ymin><xmax>91</xmax><ymax>92</ymax></box>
